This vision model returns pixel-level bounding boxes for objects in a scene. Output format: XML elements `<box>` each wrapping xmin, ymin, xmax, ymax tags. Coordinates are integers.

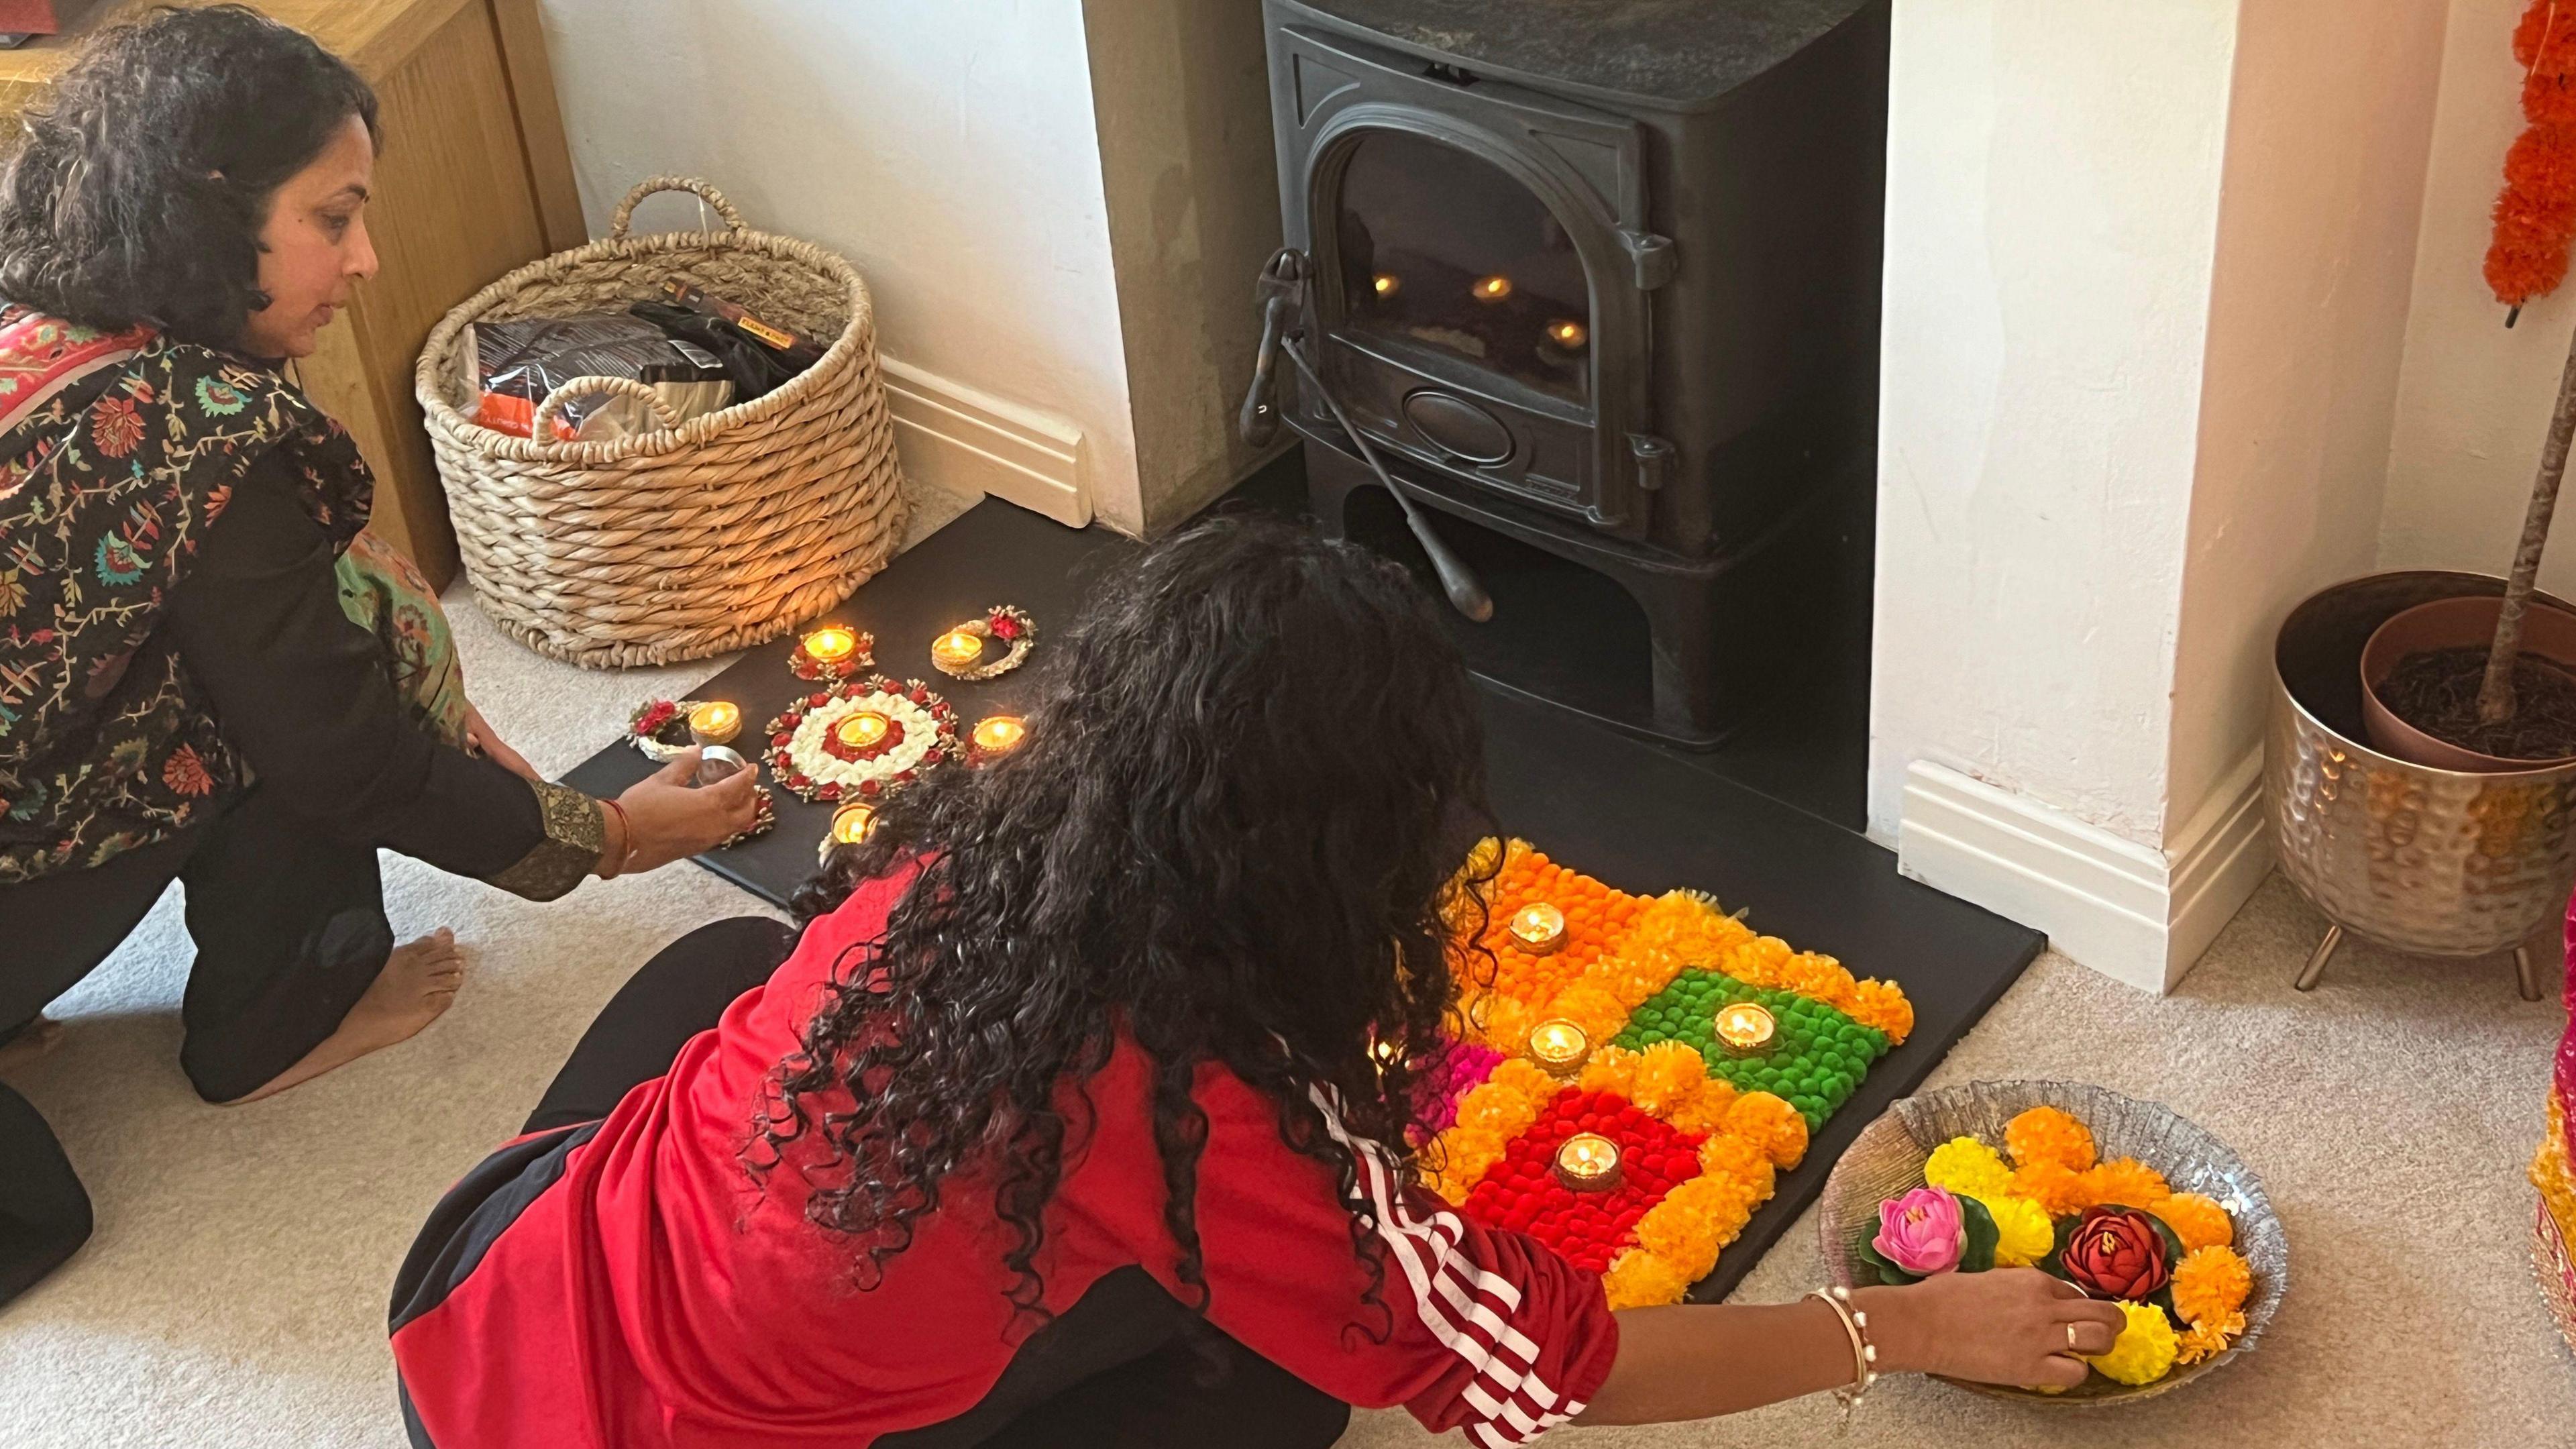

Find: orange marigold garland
<box><xmin>2488</xmin><ymin>0</ymin><xmax>2576</xmax><ymax>315</ymax></box>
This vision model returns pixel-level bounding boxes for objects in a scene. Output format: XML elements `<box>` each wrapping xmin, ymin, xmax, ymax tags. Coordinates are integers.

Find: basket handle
<box><xmin>530</xmin><ymin>374</ymin><xmax>686</xmax><ymax>440</ymax></box>
<box><xmin>608</xmin><ymin>176</ymin><xmax>749</xmax><ymax>239</ymax></box>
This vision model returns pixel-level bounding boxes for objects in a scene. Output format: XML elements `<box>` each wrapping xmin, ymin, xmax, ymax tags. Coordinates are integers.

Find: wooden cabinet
<box><xmin>0</xmin><ymin>0</ymin><xmax>585</xmax><ymax>588</ymax></box>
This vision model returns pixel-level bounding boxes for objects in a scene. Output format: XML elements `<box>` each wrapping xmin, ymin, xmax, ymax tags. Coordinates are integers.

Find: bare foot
<box><xmin>233</xmin><ymin>930</ymin><xmax>466</xmax><ymax>1104</ymax></box>
<box><xmin>0</xmin><ymin>1014</ymin><xmax>62</xmax><ymax>1075</ymax></box>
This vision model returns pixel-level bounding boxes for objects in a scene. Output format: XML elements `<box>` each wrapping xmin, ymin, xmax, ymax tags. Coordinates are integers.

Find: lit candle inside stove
<box><xmin>686</xmin><ymin>701</ymin><xmax>740</xmax><ymax>746</ymax></box>
<box><xmin>1507</xmin><ymin>901</ymin><xmax>1566</xmax><ymax>955</ymax></box>
<box><xmin>971</xmin><ymin>715</ymin><xmax>1027</xmax><ymax>754</ymax></box>
<box><xmin>1714</xmin><ymin>1002</ymin><xmax>1777</xmax><ymax>1057</ymax></box>
<box><xmin>1526</xmin><ymin>1018</ymin><xmax>1589</xmax><ymax>1075</ymax></box>
<box><xmin>932</xmin><ymin>629</ymin><xmax>985</xmax><ymax>668</ymax></box>
<box><xmin>801</xmin><ymin>627</ymin><xmax>859</xmax><ymax>665</ymax></box>
<box><xmin>837</xmin><ymin>712</ymin><xmax>890</xmax><ymax>749</ymax></box>
<box><xmin>1554</xmin><ymin>1132</ymin><xmax>1623</xmax><ymax>1191</ymax></box>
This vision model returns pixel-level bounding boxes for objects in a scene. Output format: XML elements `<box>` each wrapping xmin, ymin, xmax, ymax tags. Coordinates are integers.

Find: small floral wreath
<box><xmin>788</xmin><ymin>627</ymin><xmax>875</xmax><ymax>682</ymax></box>
<box><xmin>627</xmin><ymin>698</ymin><xmax>713</xmax><ymax>763</ymax></box>
<box><xmin>931</xmin><ymin>605</ymin><xmax>1036</xmax><ymax>682</ymax></box>
<box><xmin>764</xmin><ymin>676</ymin><xmax>959</xmax><ymax>804</ymax></box>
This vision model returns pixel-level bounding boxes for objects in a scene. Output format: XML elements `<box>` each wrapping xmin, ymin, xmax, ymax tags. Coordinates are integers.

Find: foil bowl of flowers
<box><xmin>1817</xmin><ymin>1079</ymin><xmax>2285</xmax><ymax>1403</ymax></box>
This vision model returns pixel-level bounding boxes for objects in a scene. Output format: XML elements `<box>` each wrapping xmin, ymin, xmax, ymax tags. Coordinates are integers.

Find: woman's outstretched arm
<box><xmin>1576</xmin><ymin>1267</ymin><xmax>2127</xmax><ymax>1424</ymax></box>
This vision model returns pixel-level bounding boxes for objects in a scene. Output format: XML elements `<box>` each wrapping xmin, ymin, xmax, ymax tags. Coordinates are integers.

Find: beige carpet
<box><xmin>2</xmin><ymin>490</ymin><xmax>2571</xmax><ymax>1444</ymax></box>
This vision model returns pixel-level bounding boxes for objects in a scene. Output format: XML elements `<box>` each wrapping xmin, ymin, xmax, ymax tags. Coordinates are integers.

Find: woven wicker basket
<box><xmin>417</xmin><ymin>176</ymin><xmax>904</xmax><ymax>667</ymax></box>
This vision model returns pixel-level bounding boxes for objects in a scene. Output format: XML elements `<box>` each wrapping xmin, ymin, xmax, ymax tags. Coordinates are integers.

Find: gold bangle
<box><xmin>1804</xmin><ymin>1284</ymin><xmax>1878</xmax><ymax>1424</ymax></box>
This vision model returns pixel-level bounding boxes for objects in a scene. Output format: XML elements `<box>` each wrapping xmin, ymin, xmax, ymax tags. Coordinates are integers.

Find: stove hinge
<box><xmin>1628</xmin><ymin>433</ymin><xmax>1674</xmax><ymax>492</ymax></box>
<box><xmin>1621</xmin><ymin>229</ymin><xmax>1676</xmax><ymax>290</ymax></box>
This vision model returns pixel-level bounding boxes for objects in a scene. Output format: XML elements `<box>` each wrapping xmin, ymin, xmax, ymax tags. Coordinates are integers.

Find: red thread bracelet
<box><xmin>600</xmin><ymin>798</ymin><xmax>633</xmax><ymax>879</ymax></box>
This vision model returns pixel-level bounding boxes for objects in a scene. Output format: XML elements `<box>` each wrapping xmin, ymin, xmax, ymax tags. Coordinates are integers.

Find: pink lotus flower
<box><xmin>1874</xmin><ymin>1187</ymin><xmax>1966</xmax><ymax>1276</ymax></box>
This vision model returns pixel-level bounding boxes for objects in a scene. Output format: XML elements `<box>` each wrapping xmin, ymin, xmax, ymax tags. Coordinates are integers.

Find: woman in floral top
<box><xmin>0</xmin><ymin>7</ymin><xmax>756</xmax><ymax>1308</ymax></box>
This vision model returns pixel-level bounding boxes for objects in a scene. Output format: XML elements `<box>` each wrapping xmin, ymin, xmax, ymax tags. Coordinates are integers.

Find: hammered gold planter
<box><xmin>2267</xmin><ymin>572</ymin><xmax>2576</xmax><ymax>996</ymax></box>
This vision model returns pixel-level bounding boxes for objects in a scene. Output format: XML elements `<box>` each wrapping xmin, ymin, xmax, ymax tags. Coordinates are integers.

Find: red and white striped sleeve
<box><xmin>1152</xmin><ymin>1071</ymin><xmax>1619</xmax><ymax>1444</ymax></box>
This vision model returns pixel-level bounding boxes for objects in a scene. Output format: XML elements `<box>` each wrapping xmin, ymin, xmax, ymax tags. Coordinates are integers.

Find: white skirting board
<box><xmin>1894</xmin><ymin>755</ymin><xmax>2273</xmax><ymax>994</ymax></box>
<box><xmin>879</xmin><ymin>356</ymin><xmax>1091</xmax><ymax>528</ymax></box>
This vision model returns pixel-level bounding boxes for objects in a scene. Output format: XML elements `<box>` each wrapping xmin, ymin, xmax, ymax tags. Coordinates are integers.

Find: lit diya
<box><xmin>818</xmin><ymin>802</ymin><xmax>876</xmax><ymax>864</ymax></box>
<box><xmin>969</xmin><ymin>714</ymin><xmax>1027</xmax><ymax>759</ymax></box>
<box><xmin>1553</xmin><ymin>1132</ymin><xmax>1623</xmax><ymax>1192</ymax></box>
<box><xmin>1713</xmin><ymin>1001</ymin><xmax>1778</xmax><ymax>1057</ymax></box>
<box><xmin>1507</xmin><ymin>902</ymin><xmax>1567</xmax><ymax>955</ymax></box>
<box><xmin>686</xmin><ymin>700</ymin><xmax>741</xmax><ymax>747</ymax></box>
<box><xmin>789</xmin><ymin>625</ymin><xmax>871</xmax><ymax>682</ymax></box>
<box><xmin>837</xmin><ymin>711</ymin><xmax>892</xmax><ymax>750</ymax></box>
<box><xmin>928</xmin><ymin>605</ymin><xmax>1038</xmax><ymax>682</ymax></box>
<box><xmin>1525</xmin><ymin>1018</ymin><xmax>1590</xmax><ymax>1076</ymax></box>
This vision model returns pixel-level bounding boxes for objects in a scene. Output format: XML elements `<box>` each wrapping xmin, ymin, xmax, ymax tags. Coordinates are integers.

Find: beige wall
<box><xmin>2382</xmin><ymin>0</ymin><xmax>2576</xmax><ymax>598</ymax></box>
<box><xmin>1083</xmin><ymin>0</ymin><xmax>1286</xmax><ymax>535</ymax></box>
<box><xmin>2167</xmin><ymin>0</ymin><xmax>2448</xmax><ymax>827</ymax></box>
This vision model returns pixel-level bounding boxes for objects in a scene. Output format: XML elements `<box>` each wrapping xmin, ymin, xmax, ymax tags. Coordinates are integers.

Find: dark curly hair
<box><xmin>757</xmin><ymin>514</ymin><xmax>1499</xmax><ymax>1327</ymax></box>
<box><xmin>0</xmin><ymin>5</ymin><xmax>378</xmax><ymax>347</ymax></box>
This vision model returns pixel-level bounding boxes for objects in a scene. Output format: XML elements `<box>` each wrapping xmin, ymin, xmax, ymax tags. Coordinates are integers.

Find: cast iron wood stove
<box><xmin>1248</xmin><ymin>0</ymin><xmax>1888</xmax><ymax>747</ymax></box>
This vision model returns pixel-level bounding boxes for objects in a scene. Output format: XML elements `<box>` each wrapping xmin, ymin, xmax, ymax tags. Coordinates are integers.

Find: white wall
<box><xmin>533</xmin><ymin>0</ymin><xmax>1137</xmax><ymax>527</ymax></box>
<box><xmin>1872</xmin><ymin>0</ymin><xmax>2239</xmax><ymax>851</ymax></box>
<box><xmin>2383</xmin><ymin>0</ymin><xmax>2576</xmax><ymax>600</ymax></box>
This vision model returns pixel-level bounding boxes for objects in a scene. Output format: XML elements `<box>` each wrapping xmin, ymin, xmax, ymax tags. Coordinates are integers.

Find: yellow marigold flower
<box><xmin>2151</xmin><ymin>1192</ymin><xmax>2235</xmax><ymax>1254</ymax></box>
<box><xmin>2004</xmin><ymin>1106</ymin><xmax>2096</xmax><ymax>1173</ymax></box>
<box><xmin>2174</xmin><ymin>1310</ymin><xmax>2244</xmax><ymax>1366</ymax></box>
<box><xmin>2170</xmin><ymin>1245</ymin><xmax>2253</xmax><ymax>1328</ymax></box>
<box><xmin>1628</xmin><ymin>1040</ymin><xmax>1709</xmax><ymax>1114</ymax></box>
<box><xmin>1552</xmin><ymin>981</ymin><xmax>1631</xmax><ymax>1042</ymax></box>
<box><xmin>1576</xmin><ymin>1044</ymin><xmax>1639</xmax><ymax>1097</ymax></box>
<box><xmin>1665</xmin><ymin>1075</ymin><xmax>1741</xmax><ymax>1136</ymax></box>
<box><xmin>1724</xmin><ymin>935</ymin><xmax>1794</xmax><ymax>987</ymax></box>
<box><xmin>2086</xmin><ymin>1300</ymin><xmax>2180</xmax><ymax>1386</ymax></box>
<box><xmin>1697</xmin><ymin>1130</ymin><xmax>1772</xmax><ymax>1185</ymax></box>
<box><xmin>2080</xmin><ymin>1157</ymin><xmax>2171</xmax><ymax>1212</ymax></box>
<box><xmin>1971</xmin><ymin>1193</ymin><xmax>2057</xmax><ymax>1268</ymax></box>
<box><xmin>2010</xmin><ymin>1159</ymin><xmax>2092</xmax><ymax>1218</ymax></box>
<box><xmin>1923</xmin><ymin>1136</ymin><xmax>2014</xmax><ymax>1200</ymax></box>
<box><xmin>1601</xmin><ymin>1248</ymin><xmax>1695</xmax><ymax>1309</ymax></box>
<box><xmin>1843</xmin><ymin>979</ymin><xmax>1915</xmax><ymax>1044</ymax></box>
<box><xmin>1778</xmin><ymin>951</ymin><xmax>1858</xmax><ymax>1005</ymax></box>
<box><xmin>1727</xmin><ymin>1091</ymin><xmax>1809</xmax><ymax>1169</ymax></box>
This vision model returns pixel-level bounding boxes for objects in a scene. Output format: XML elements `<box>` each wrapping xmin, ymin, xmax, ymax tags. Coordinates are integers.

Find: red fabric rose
<box><xmin>989</xmin><ymin>614</ymin><xmax>1020</xmax><ymax>640</ymax></box>
<box><xmin>2061</xmin><ymin>1206</ymin><xmax>2171</xmax><ymax>1301</ymax></box>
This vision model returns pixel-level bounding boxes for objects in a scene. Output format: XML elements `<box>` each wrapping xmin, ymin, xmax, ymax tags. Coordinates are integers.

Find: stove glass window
<box><xmin>1334</xmin><ymin>129</ymin><xmax>1591</xmax><ymax>403</ymax></box>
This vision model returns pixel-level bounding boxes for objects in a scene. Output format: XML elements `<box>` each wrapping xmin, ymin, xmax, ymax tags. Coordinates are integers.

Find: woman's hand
<box><xmin>1858</xmin><ymin>1269</ymin><xmax>2127</xmax><ymax>1390</ymax></box>
<box><xmin>464</xmin><ymin>704</ymin><xmax>541</xmax><ymax>784</ymax></box>
<box><xmin>604</xmin><ymin>748</ymin><xmax>762</xmax><ymax>875</ymax></box>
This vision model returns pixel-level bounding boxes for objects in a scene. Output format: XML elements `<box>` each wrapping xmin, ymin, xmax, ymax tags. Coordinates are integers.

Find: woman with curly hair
<box><xmin>0</xmin><ymin>6</ymin><xmax>755</xmax><ymax>1307</ymax></box>
<box><xmin>390</xmin><ymin>517</ymin><xmax>2118</xmax><ymax>1447</ymax></box>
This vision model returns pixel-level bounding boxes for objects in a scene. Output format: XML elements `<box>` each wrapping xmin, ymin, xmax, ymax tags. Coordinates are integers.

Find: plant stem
<box><xmin>2481</xmin><ymin>318</ymin><xmax>2576</xmax><ymax>724</ymax></box>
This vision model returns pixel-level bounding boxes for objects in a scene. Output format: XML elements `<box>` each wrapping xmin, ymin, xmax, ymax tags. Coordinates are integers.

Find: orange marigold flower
<box><xmin>1666</xmin><ymin>1075</ymin><xmax>1740</xmax><ymax>1136</ymax></box>
<box><xmin>1843</xmin><ymin>979</ymin><xmax>1915</xmax><ymax>1044</ymax></box>
<box><xmin>2170</xmin><ymin>1245</ymin><xmax>2253</xmax><ymax>1328</ymax></box>
<box><xmin>2080</xmin><ymin>1157</ymin><xmax>2170</xmax><ymax>1212</ymax></box>
<box><xmin>1727</xmin><ymin>1091</ymin><xmax>1809</xmax><ymax>1169</ymax></box>
<box><xmin>2004</xmin><ymin>1106</ymin><xmax>2097</xmax><ymax>1173</ymax></box>
<box><xmin>1601</xmin><ymin>1248</ymin><xmax>1696</xmax><ymax>1309</ymax></box>
<box><xmin>2174</xmin><ymin>1309</ymin><xmax>2245</xmax><ymax>1366</ymax></box>
<box><xmin>2151</xmin><ymin>1192</ymin><xmax>2235</xmax><ymax>1254</ymax></box>
<box><xmin>1696</xmin><ymin>1131</ymin><xmax>1773</xmax><ymax>1186</ymax></box>
<box><xmin>1576</xmin><ymin>1045</ymin><xmax>1640</xmax><ymax>1097</ymax></box>
<box><xmin>2010</xmin><ymin>1159</ymin><xmax>2092</xmax><ymax>1218</ymax></box>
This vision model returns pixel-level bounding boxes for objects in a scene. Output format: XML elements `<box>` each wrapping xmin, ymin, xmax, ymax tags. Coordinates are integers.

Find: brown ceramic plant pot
<box><xmin>2360</xmin><ymin>594</ymin><xmax>2576</xmax><ymax>771</ymax></box>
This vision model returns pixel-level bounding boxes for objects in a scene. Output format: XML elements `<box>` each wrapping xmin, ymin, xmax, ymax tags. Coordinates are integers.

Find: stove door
<box><xmin>1275</xmin><ymin>25</ymin><xmax>1665</xmax><ymax>540</ymax></box>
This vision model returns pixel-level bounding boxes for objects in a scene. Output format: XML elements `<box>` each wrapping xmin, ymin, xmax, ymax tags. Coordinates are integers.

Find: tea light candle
<box><xmin>1526</xmin><ymin>1019</ymin><xmax>1589</xmax><ymax>1076</ymax></box>
<box><xmin>801</xmin><ymin>627</ymin><xmax>859</xmax><ymax>665</ymax></box>
<box><xmin>837</xmin><ymin>712</ymin><xmax>890</xmax><ymax>749</ymax></box>
<box><xmin>1554</xmin><ymin>1132</ymin><xmax>1623</xmax><ymax>1192</ymax></box>
<box><xmin>1714</xmin><ymin>1002</ymin><xmax>1777</xmax><ymax>1057</ymax></box>
<box><xmin>829</xmin><ymin>802</ymin><xmax>876</xmax><ymax>845</ymax></box>
<box><xmin>686</xmin><ymin>700</ymin><xmax>741</xmax><ymax>747</ymax></box>
<box><xmin>931</xmin><ymin>629</ymin><xmax>984</xmax><ymax>669</ymax></box>
<box><xmin>971</xmin><ymin>715</ymin><xmax>1027</xmax><ymax>755</ymax></box>
<box><xmin>1507</xmin><ymin>902</ymin><xmax>1566</xmax><ymax>955</ymax></box>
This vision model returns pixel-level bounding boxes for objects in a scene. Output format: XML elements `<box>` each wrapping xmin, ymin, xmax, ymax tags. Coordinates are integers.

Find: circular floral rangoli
<box><xmin>764</xmin><ymin>676</ymin><xmax>959</xmax><ymax>804</ymax></box>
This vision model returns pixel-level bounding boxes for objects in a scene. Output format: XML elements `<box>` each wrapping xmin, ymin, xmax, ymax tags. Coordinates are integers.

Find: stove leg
<box><xmin>2517</xmin><ymin>942</ymin><xmax>2548</xmax><ymax>1003</ymax></box>
<box><xmin>2292</xmin><ymin>924</ymin><xmax>2342</xmax><ymax>992</ymax></box>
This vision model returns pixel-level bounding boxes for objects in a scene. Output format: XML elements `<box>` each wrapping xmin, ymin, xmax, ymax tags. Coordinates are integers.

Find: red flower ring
<box><xmin>1460</xmin><ymin>1088</ymin><xmax>1708</xmax><ymax>1273</ymax></box>
<box><xmin>764</xmin><ymin>676</ymin><xmax>959</xmax><ymax>804</ymax></box>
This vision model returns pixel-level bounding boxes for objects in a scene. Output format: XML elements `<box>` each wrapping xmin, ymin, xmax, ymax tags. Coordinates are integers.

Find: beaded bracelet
<box><xmin>1804</xmin><ymin>1283</ymin><xmax>1878</xmax><ymax>1426</ymax></box>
